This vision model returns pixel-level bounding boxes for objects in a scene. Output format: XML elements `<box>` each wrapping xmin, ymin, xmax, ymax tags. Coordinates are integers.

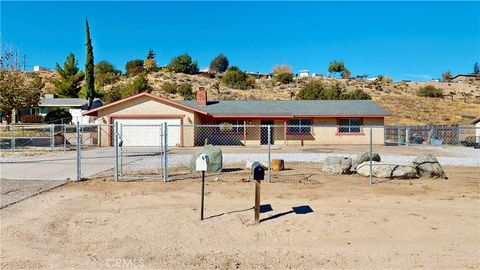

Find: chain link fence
<box><xmin>1</xmin><ymin>123</ymin><xmax>479</xmax><ymax>183</ymax></box>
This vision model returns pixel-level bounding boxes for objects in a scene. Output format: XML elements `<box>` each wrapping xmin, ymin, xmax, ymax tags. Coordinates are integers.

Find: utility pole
<box><xmin>22</xmin><ymin>55</ymin><xmax>26</xmax><ymax>71</ymax></box>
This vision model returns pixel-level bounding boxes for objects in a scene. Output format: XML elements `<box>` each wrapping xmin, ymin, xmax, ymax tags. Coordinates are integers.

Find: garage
<box><xmin>113</xmin><ymin>118</ymin><xmax>181</xmax><ymax>147</ymax></box>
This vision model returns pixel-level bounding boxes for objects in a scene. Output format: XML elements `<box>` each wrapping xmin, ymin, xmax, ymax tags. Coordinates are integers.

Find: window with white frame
<box><xmin>288</xmin><ymin>118</ymin><xmax>312</xmax><ymax>134</ymax></box>
<box><xmin>338</xmin><ymin>118</ymin><xmax>362</xmax><ymax>133</ymax></box>
<box><xmin>217</xmin><ymin>120</ymin><xmax>244</xmax><ymax>133</ymax></box>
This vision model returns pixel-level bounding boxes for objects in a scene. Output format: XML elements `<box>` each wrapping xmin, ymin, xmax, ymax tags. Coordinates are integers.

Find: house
<box><xmin>33</xmin><ymin>66</ymin><xmax>49</xmax><ymax>72</ymax></box>
<box><xmin>298</xmin><ymin>70</ymin><xmax>310</xmax><ymax>78</ymax></box>
<box><xmin>451</xmin><ymin>74</ymin><xmax>480</xmax><ymax>83</ymax></box>
<box><xmin>472</xmin><ymin>116</ymin><xmax>480</xmax><ymax>143</ymax></box>
<box><xmin>84</xmin><ymin>88</ymin><xmax>390</xmax><ymax>147</ymax></box>
<box><xmin>245</xmin><ymin>71</ymin><xmax>271</xmax><ymax>80</ymax></box>
<box><xmin>18</xmin><ymin>94</ymin><xmax>104</xmax><ymax>124</ymax></box>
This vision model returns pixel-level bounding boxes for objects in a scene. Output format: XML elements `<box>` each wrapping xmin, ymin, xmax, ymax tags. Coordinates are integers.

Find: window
<box><xmin>338</xmin><ymin>118</ymin><xmax>362</xmax><ymax>133</ymax></box>
<box><xmin>288</xmin><ymin>118</ymin><xmax>312</xmax><ymax>134</ymax></box>
<box><xmin>217</xmin><ymin>120</ymin><xmax>244</xmax><ymax>133</ymax></box>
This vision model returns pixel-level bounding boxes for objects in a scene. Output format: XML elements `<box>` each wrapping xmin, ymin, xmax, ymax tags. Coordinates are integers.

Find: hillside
<box><xmin>36</xmin><ymin>70</ymin><xmax>480</xmax><ymax>126</ymax></box>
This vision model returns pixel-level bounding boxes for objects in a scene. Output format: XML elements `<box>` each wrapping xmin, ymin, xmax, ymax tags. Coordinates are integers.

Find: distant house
<box><xmin>84</xmin><ymin>88</ymin><xmax>390</xmax><ymax>147</ymax></box>
<box><xmin>245</xmin><ymin>71</ymin><xmax>271</xmax><ymax>80</ymax></box>
<box><xmin>298</xmin><ymin>70</ymin><xmax>310</xmax><ymax>78</ymax></box>
<box><xmin>451</xmin><ymin>74</ymin><xmax>480</xmax><ymax>83</ymax></box>
<box><xmin>33</xmin><ymin>66</ymin><xmax>49</xmax><ymax>72</ymax></box>
<box><xmin>472</xmin><ymin>116</ymin><xmax>480</xmax><ymax>143</ymax></box>
<box><xmin>18</xmin><ymin>94</ymin><xmax>103</xmax><ymax>124</ymax></box>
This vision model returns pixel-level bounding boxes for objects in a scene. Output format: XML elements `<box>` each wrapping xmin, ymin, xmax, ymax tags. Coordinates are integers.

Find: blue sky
<box><xmin>1</xmin><ymin>1</ymin><xmax>479</xmax><ymax>81</ymax></box>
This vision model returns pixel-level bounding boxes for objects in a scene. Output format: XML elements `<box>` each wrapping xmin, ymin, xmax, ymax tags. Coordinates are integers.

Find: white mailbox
<box><xmin>195</xmin><ymin>154</ymin><xmax>209</xmax><ymax>171</ymax></box>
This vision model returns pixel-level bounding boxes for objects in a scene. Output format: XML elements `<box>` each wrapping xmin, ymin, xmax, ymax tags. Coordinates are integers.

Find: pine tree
<box><xmin>85</xmin><ymin>18</ymin><xmax>95</xmax><ymax>109</ymax></box>
<box><xmin>52</xmin><ymin>53</ymin><xmax>84</xmax><ymax>97</ymax></box>
<box><xmin>145</xmin><ymin>48</ymin><xmax>157</xmax><ymax>72</ymax></box>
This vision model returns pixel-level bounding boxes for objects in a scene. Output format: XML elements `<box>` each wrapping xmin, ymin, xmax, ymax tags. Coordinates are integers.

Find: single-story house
<box><xmin>17</xmin><ymin>94</ymin><xmax>103</xmax><ymax>124</ymax></box>
<box><xmin>451</xmin><ymin>74</ymin><xmax>480</xmax><ymax>83</ymax></box>
<box><xmin>84</xmin><ymin>88</ymin><xmax>390</xmax><ymax>147</ymax></box>
<box><xmin>472</xmin><ymin>116</ymin><xmax>480</xmax><ymax>143</ymax></box>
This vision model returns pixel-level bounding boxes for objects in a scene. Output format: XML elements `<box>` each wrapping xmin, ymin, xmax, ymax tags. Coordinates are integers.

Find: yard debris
<box><xmin>412</xmin><ymin>154</ymin><xmax>448</xmax><ymax>179</ymax></box>
<box><xmin>356</xmin><ymin>161</ymin><xmax>419</xmax><ymax>179</ymax></box>
<box><xmin>322</xmin><ymin>156</ymin><xmax>352</xmax><ymax>174</ymax></box>
<box><xmin>189</xmin><ymin>145</ymin><xmax>223</xmax><ymax>172</ymax></box>
<box><xmin>351</xmin><ymin>152</ymin><xmax>381</xmax><ymax>171</ymax></box>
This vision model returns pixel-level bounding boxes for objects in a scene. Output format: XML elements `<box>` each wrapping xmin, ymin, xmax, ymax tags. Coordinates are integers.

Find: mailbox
<box><xmin>251</xmin><ymin>162</ymin><xmax>265</xmax><ymax>181</ymax></box>
<box><xmin>195</xmin><ymin>154</ymin><xmax>209</xmax><ymax>172</ymax></box>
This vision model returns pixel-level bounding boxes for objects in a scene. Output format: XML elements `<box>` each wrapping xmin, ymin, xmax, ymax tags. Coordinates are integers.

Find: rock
<box><xmin>245</xmin><ymin>161</ymin><xmax>268</xmax><ymax>170</ymax></box>
<box><xmin>271</xmin><ymin>159</ymin><xmax>285</xmax><ymax>171</ymax></box>
<box><xmin>351</xmin><ymin>152</ymin><xmax>381</xmax><ymax>171</ymax></box>
<box><xmin>357</xmin><ymin>161</ymin><xmax>418</xmax><ymax>179</ymax></box>
<box><xmin>322</xmin><ymin>156</ymin><xmax>352</xmax><ymax>174</ymax></box>
<box><xmin>412</xmin><ymin>154</ymin><xmax>448</xmax><ymax>179</ymax></box>
<box><xmin>189</xmin><ymin>145</ymin><xmax>223</xmax><ymax>172</ymax></box>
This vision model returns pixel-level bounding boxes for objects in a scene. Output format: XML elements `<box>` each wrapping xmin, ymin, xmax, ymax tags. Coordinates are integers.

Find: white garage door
<box><xmin>113</xmin><ymin>118</ymin><xmax>181</xmax><ymax>147</ymax></box>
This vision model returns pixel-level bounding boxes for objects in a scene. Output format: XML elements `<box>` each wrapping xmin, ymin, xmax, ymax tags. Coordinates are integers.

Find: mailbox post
<box><xmin>195</xmin><ymin>154</ymin><xmax>209</xmax><ymax>220</ymax></box>
<box><xmin>251</xmin><ymin>162</ymin><xmax>265</xmax><ymax>224</ymax></box>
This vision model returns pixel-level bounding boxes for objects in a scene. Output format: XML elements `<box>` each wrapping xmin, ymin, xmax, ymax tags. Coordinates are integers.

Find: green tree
<box><xmin>52</xmin><ymin>53</ymin><xmax>84</xmax><ymax>97</ymax></box>
<box><xmin>272</xmin><ymin>65</ymin><xmax>294</xmax><ymax>84</ymax></box>
<box><xmin>328</xmin><ymin>60</ymin><xmax>345</xmax><ymax>77</ymax></box>
<box><xmin>209</xmin><ymin>54</ymin><xmax>229</xmax><ymax>73</ymax></box>
<box><xmin>341</xmin><ymin>69</ymin><xmax>351</xmax><ymax>79</ymax></box>
<box><xmin>473</xmin><ymin>62</ymin><xmax>480</xmax><ymax>75</ymax></box>
<box><xmin>342</xmin><ymin>89</ymin><xmax>371</xmax><ymax>100</ymax></box>
<box><xmin>94</xmin><ymin>61</ymin><xmax>120</xmax><ymax>91</ymax></box>
<box><xmin>145</xmin><ymin>49</ymin><xmax>158</xmax><ymax>72</ymax></box>
<box><xmin>297</xmin><ymin>80</ymin><xmax>370</xmax><ymax>100</ymax></box>
<box><xmin>222</xmin><ymin>66</ymin><xmax>254</xmax><ymax>89</ymax></box>
<box><xmin>125</xmin><ymin>59</ymin><xmax>144</xmax><ymax>77</ymax></box>
<box><xmin>167</xmin><ymin>54</ymin><xmax>198</xmax><ymax>74</ymax></box>
<box><xmin>442</xmin><ymin>71</ymin><xmax>452</xmax><ymax>82</ymax></box>
<box><xmin>85</xmin><ymin>18</ymin><xmax>95</xmax><ymax>109</ymax></box>
<box><xmin>177</xmin><ymin>83</ymin><xmax>195</xmax><ymax>100</ymax></box>
<box><xmin>95</xmin><ymin>61</ymin><xmax>115</xmax><ymax>74</ymax></box>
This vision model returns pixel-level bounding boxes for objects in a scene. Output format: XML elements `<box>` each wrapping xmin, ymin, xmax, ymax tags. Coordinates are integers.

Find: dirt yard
<box><xmin>1</xmin><ymin>167</ymin><xmax>479</xmax><ymax>269</ymax></box>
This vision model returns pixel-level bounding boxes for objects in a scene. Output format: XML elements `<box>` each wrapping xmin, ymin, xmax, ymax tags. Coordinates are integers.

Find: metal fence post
<box><xmin>50</xmin><ymin>124</ymin><xmax>55</xmax><ymax>149</ymax></box>
<box><xmin>76</xmin><ymin>122</ymin><xmax>81</xmax><ymax>181</ymax></box>
<box><xmin>369</xmin><ymin>127</ymin><xmax>373</xmax><ymax>185</ymax></box>
<box><xmin>268</xmin><ymin>125</ymin><xmax>271</xmax><ymax>182</ymax></box>
<box><xmin>63</xmin><ymin>124</ymin><xmax>67</xmax><ymax>151</ymax></box>
<box><xmin>11</xmin><ymin>126</ymin><xmax>15</xmax><ymax>151</ymax></box>
<box><xmin>119</xmin><ymin>124</ymin><xmax>123</xmax><ymax>177</ymax></box>
<box><xmin>160</xmin><ymin>123</ymin><xmax>164</xmax><ymax>180</ymax></box>
<box><xmin>163</xmin><ymin>123</ymin><xmax>168</xmax><ymax>183</ymax></box>
<box><xmin>114</xmin><ymin>122</ymin><xmax>119</xmax><ymax>182</ymax></box>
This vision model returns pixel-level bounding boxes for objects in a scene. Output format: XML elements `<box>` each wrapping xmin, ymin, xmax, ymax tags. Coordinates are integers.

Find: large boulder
<box><xmin>357</xmin><ymin>161</ymin><xmax>419</xmax><ymax>179</ymax></box>
<box><xmin>271</xmin><ymin>159</ymin><xmax>285</xmax><ymax>171</ymax></box>
<box><xmin>351</xmin><ymin>152</ymin><xmax>381</xmax><ymax>171</ymax></box>
<box><xmin>322</xmin><ymin>156</ymin><xmax>352</xmax><ymax>174</ymax></box>
<box><xmin>189</xmin><ymin>145</ymin><xmax>223</xmax><ymax>172</ymax></box>
<box><xmin>412</xmin><ymin>154</ymin><xmax>448</xmax><ymax>179</ymax></box>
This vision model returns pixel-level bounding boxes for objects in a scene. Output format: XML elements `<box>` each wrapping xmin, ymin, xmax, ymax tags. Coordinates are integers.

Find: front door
<box><xmin>260</xmin><ymin>120</ymin><xmax>274</xmax><ymax>145</ymax></box>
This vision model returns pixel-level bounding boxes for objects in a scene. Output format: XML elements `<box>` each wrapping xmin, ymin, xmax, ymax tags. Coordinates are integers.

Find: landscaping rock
<box><xmin>189</xmin><ymin>145</ymin><xmax>223</xmax><ymax>172</ymax></box>
<box><xmin>412</xmin><ymin>154</ymin><xmax>448</xmax><ymax>179</ymax></box>
<box><xmin>351</xmin><ymin>152</ymin><xmax>381</xmax><ymax>171</ymax></box>
<box><xmin>271</xmin><ymin>159</ymin><xmax>285</xmax><ymax>171</ymax></box>
<box><xmin>357</xmin><ymin>161</ymin><xmax>419</xmax><ymax>179</ymax></box>
<box><xmin>322</xmin><ymin>156</ymin><xmax>352</xmax><ymax>174</ymax></box>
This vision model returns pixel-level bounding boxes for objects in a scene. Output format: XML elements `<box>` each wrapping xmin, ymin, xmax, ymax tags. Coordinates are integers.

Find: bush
<box><xmin>44</xmin><ymin>108</ymin><xmax>72</xmax><ymax>123</ymax></box>
<box><xmin>125</xmin><ymin>59</ymin><xmax>144</xmax><ymax>77</ymax></box>
<box><xmin>166</xmin><ymin>54</ymin><xmax>199</xmax><ymax>74</ymax></box>
<box><xmin>272</xmin><ymin>65</ymin><xmax>294</xmax><ymax>84</ymax></box>
<box><xmin>297</xmin><ymin>81</ymin><xmax>371</xmax><ymax>100</ymax></box>
<box><xmin>417</xmin><ymin>85</ymin><xmax>443</xmax><ymax>98</ymax></box>
<box><xmin>222</xmin><ymin>66</ymin><xmax>255</xmax><ymax>89</ymax></box>
<box><xmin>177</xmin><ymin>83</ymin><xmax>195</xmax><ymax>100</ymax></box>
<box><xmin>161</xmin><ymin>82</ymin><xmax>177</xmax><ymax>94</ymax></box>
<box><xmin>19</xmin><ymin>114</ymin><xmax>44</xmax><ymax>123</ymax></box>
<box><xmin>342</xmin><ymin>89</ymin><xmax>371</xmax><ymax>100</ymax></box>
<box><xmin>103</xmin><ymin>85</ymin><xmax>124</xmax><ymax>103</ymax></box>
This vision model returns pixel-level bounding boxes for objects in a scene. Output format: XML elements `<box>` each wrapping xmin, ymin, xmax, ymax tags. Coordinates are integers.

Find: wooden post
<box><xmin>254</xmin><ymin>179</ymin><xmax>260</xmax><ymax>224</ymax></box>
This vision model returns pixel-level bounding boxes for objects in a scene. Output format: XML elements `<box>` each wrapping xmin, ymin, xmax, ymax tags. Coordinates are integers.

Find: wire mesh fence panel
<box><xmin>117</xmin><ymin>124</ymin><xmax>165</xmax><ymax>181</ymax></box>
<box><xmin>78</xmin><ymin>124</ymin><xmax>116</xmax><ymax>180</ymax></box>
<box><xmin>0</xmin><ymin>124</ymin><xmax>54</xmax><ymax>150</ymax></box>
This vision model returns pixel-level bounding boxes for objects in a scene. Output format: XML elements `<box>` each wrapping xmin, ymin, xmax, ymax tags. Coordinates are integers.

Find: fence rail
<box><xmin>1</xmin><ymin>124</ymin><xmax>479</xmax><ymax>183</ymax></box>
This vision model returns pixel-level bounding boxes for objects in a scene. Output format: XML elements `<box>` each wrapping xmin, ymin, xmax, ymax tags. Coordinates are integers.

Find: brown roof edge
<box><xmin>471</xmin><ymin>116</ymin><xmax>480</xmax><ymax>124</ymax></box>
<box><xmin>82</xmin><ymin>92</ymin><xmax>210</xmax><ymax>116</ymax></box>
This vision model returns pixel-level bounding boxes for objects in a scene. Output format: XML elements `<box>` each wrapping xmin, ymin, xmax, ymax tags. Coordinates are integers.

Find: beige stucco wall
<box><xmin>94</xmin><ymin>96</ymin><xmax>200</xmax><ymax>146</ymax></box>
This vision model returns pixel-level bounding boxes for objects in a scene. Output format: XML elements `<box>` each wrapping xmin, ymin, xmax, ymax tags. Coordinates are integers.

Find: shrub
<box><xmin>342</xmin><ymin>89</ymin><xmax>371</xmax><ymax>100</ymax></box>
<box><xmin>167</xmin><ymin>54</ymin><xmax>199</xmax><ymax>74</ymax></box>
<box><xmin>177</xmin><ymin>83</ymin><xmax>195</xmax><ymax>100</ymax></box>
<box><xmin>44</xmin><ymin>108</ymin><xmax>72</xmax><ymax>123</ymax></box>
<box><xmin>297</xmin><ymin>81</ymin><xmax>371</xmax><ymax>100</ymax></box>
<box><xmin>125</xmin><ymin>59</ymin><xmax>144</xmax><ymax>77</ymax></box>
<box><xmin>417</xmin><ymin>85</ymin><xmax>443</xmax><ymax>98</ymax></box>
<box><xmin>442</xmin><ymin>71</ymin><xmax>452</xmax><ymax>82</ymax></box>
<box><xmin>19</xmin><ymin>114</ymin><xmax>44</xmax><ymax>123</ymax></box>
<box><xmin>103</xmin><ymin>85</ymin><xmax>124</xmax><ymax>103</ymax></box>
<box><xmin>161</xmin><ymin>82</ymin><xmax>177</xmax><ymax>94</ymax></box>
<box><xmin>222</xmin><ymin>66</ymin><xmax>254</xmax><ymax>89</ymax></box>
<box><xmin>272</xmin><ymin>65</ymin><xmax>294</xmax><ymax>84</ymax></box>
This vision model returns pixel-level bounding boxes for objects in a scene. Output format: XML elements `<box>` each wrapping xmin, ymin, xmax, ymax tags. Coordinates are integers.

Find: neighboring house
<box><xmin>84</xmin><ymin>88</ymin><xmax>390</xmax><ymax>147</ymax></box>
<box><xmin>245</xmin><ymin>71</ymin><xmax>271</xmax><ymax>80</ymax></box>
<box><xmin>33</xmin><ymin>66</ymin><xmax>49</xmax><ymax>72</ymax></box>
<box><xmin>19</xmin><ymin>94</ymin><xmax>104</xmax><ymax>124</ymax></box>
<box><xmin>451</xmin><ymin>74</ymin><xmax>480</xmax><ymax>83</ymax></box>
<box><xmin>472</xmin><ymin>116</ymin><xmax>480</xmax><ymax>143</ymax></box>
<box><xmin>298</xmin><ymin>70</ymin><xmax>310</xmax><ymax>78</ymax></box>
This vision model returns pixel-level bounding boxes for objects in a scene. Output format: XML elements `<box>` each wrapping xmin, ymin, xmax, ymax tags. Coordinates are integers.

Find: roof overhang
<box><xmin>83</xmin><ymin>92</ymin><xmax>210</xmax><ymax>117</ymax></box>
<box><xmin>210</xmin><ymin>114</ymin><xmax>391</xmax><ymax>119</ymax></box>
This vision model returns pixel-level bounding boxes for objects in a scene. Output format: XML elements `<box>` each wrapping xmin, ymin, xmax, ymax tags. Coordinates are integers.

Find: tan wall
<box><xmin>94</xmin><ymin>96</ymin><xmax>200</xmax><ymax>146</ymax></box>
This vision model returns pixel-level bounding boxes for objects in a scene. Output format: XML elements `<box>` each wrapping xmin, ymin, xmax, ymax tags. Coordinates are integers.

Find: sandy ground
<box><xmin>0</xmin><ymin>179</ymin><xmax>66</xmax><ymax>208</ymax></box>
<box><xmin>1</xmin><ymin>167</ymin><xmax>479</xmax><ymax>270</ymax></box>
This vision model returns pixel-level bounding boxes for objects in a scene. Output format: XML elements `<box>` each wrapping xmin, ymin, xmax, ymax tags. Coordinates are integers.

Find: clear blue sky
<box><xmin>2</xmin><ymin>1</ymin><xmax>479</xmax><ymax>81</ymax></box>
